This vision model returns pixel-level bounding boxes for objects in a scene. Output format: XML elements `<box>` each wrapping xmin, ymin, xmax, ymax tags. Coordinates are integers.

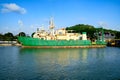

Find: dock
<box><xmin>0</xmin><ymin>41</ymin><xmax>21</xmax><ymax>46</ymax></box>
<box><xmin>106</xmin><ymin>39</ymin><xmax>120</xmax><ymax>47</ymax></box>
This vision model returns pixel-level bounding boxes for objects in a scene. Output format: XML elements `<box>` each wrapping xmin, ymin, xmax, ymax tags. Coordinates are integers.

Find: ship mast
<box><xmin>49</xmin><ymin>17</ymin><xmax>55</xmax><ymax>36</ymax></box>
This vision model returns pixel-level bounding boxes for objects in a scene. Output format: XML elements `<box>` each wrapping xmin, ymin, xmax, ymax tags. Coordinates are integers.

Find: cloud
<box><xmin>1</xmin><ymin>3</ymin><xmax>26</xmax><ymax>14</ymax></box>
<box><xmin>18</xmin><ymin>20</ymin><xmax>23</xmax><ymax>27</ymax></box>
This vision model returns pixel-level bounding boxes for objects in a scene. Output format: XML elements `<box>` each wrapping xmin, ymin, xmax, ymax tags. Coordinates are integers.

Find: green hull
<box><xmin>18</xmin><ymin>37</ymin><xmax>106</xmax><ymax>48</ymax></box>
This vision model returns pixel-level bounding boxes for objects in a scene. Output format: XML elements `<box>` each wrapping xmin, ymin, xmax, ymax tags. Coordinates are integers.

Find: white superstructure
<box><xmin>33</xmin><ymin>18</ymin><xmax>87</xmax><ymax>40</ymax></box>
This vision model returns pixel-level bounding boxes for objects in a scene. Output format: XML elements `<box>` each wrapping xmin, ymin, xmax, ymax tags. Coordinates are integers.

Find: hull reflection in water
<box><xmin>19</xmin><ymin>48</ymin><xmax>118</xmax><ymax>80</ymax></box>
<box><xmin>20</xmin><ymin>48</ymin><xmax>90</xmax><ymax>67</ymax></box>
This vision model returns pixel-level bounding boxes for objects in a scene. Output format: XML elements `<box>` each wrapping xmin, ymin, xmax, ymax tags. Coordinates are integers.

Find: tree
<box><xmin>4</xmin><ymin>32</ymin><xmax>14</xmax><ymax>41</ymax></box>
<box><xmin>115</xmin><ymin>32</ymin><xmax>120</xmax><ymax>39</ymax></box>
<box><xmin>66</xmin><ymin>24</ymin><xmax>96</xmax><ymax>39</ymax></box>
<box><xmin>0</xmin><ymin>34</ymin><xmax>4</xmax><ymax>41</ymax></box>
<box><xmin>18</xmin><ymin>32</ymin><xmax>26</xmax><ymax>37</ymax></box>
<box><xmin>31</xmin><ymin>32</ymin><xmax>35</xmax><ymax>37</ymax></box>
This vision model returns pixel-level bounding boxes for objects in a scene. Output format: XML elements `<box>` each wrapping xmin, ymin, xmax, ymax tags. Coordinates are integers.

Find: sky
<box><xmin>0</xmin><ymin>0</ymin><xmax>120</xmax><ymax>35</ymax></box>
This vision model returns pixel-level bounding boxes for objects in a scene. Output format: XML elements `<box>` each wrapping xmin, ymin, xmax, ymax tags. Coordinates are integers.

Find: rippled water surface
<box><xmin>0</xmin><ymin>46</ymin><xmax>120</xmax><ymax>80</ymax></box>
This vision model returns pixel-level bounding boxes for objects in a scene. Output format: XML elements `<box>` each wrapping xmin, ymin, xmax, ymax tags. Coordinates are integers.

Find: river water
<box><xmin>0</xmin><ymin>46</ymin><xmax>120</xmax><ymax>80</ymax></box>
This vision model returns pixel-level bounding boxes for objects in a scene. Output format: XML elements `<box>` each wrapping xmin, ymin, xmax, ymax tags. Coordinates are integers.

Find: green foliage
<box><xmin>4</xmin><ymin>32</ymin><xmax>14</xmax><ymax>41</ymax></box>
<box><xmin>31</xmin><ymin>32</ymin><xmax>35</xmax><ymax>37</ymax></box>
<box><xmin>66</xmin><ymin>24</ymin><xmax>96</xmax><ymax>39</ymax></box>
<box><xmin>0</xmin><ymin>32</ymin><xmax>26</xmax><ymax>41</ymax></box>
<box><xmin>66</xmin><ymin>24</ymin><xmax>120</xmax><ymax>39</ymax></box>
<box><xmin>4</xmin><ymin>32</ymin><xmax>13</xmax><ymax>37</ymax></box>
<box><xmin>18</xmin><ymin>32</ymin><xmax>26</xmax><ymax>37</ymax></box>
<box><xmin>0</xmin><ymin>34</ymin><xmax>4</xmax><ymax>40</ymax></box>
<box><xmin>115</xmin><ymin>32</ymin><xmax>120</xmax><ymax>39</ymax></box>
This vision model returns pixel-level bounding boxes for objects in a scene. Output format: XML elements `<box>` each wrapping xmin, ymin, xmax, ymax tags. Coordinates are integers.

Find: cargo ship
<box><xmin>18</xmin><ymin>18</ymin><xmax>106</xmax><ymax>48</ymax></box>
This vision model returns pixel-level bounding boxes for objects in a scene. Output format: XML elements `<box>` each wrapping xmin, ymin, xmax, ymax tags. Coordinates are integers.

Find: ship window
<box><xmin>79</xmin><ymin>37</ymin><xmax>82</xmax><ymax>40</ymax></box>
<box><xmin>59</xmin><ymin>32</ymin><xmax>62</xmax><ymax>35</ymax></box>
<box><xmin>111</xmin><ymin>34</ymin><xmax>114</xmax><ymax>36</ymax></box>
<box><xmin>41</xmin><ymin>38</ymin><xmax>44</xmax><ymax>40</ymax></box>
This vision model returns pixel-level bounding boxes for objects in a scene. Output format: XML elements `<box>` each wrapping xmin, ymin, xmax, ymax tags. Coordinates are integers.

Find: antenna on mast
<box><xmin>49</xmin><ymin>17</ymin><xmax>55</xmax><ymax>29</ymax></box>
<box><xmin>49</xmin><ymin>17</ymin><xmax>55</xmax><ymax>36</ymax></box>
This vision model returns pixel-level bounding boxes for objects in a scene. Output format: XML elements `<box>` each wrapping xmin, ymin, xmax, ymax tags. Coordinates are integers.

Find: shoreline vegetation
<box><xmin>0</xmin><ymin>24</ymin><xmax>120</xmax><ymax>47</ymax></box>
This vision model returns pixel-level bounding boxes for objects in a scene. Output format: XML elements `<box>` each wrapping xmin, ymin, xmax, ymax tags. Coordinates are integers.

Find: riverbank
<box><xmin>0</xmin><ymin>43</ymin><xmax>21</xmax><ymax>46</ymax></box>
<box><xmin>0</xmin><ymin>41</ymin><xmax>21</xmax><ymax>46</ymax></box>
<box><xmin>0</xmin><ymin>44</ymin><xmax>13</xmax><ymax>46</ymax></box>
